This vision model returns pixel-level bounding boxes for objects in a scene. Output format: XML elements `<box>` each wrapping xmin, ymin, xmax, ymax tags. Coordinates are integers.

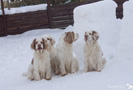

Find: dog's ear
<box><xmin>31</xmin><ymin>38</ymin><xmax>36</xmax><ymax>50</ymax></box>
<box><xmin>74</xmin><ymin>33</ymin><xmax>79</xmax><ymax>42</ymax></box>
<box><xmin>84</xmin><ymin>32</ymin><xmax>88</xmax><ymax>41</ymax></box>
<box><xmin>31</xmin><ymin>58</ymin><xmax>34</xmax><ymax>65</ymax></box>
<box><xmin>64</xmin><ymin>32</ymin><xmax>74</xmax><ymax>44</ymax></box>
<box><xmin>50</xmin><ymin>37</ymin><xmax>55</xmax><ymax>46</ymax></box>
<box><xmin>92</xmin><ymin>31</ymin><xmax>99</xmax><ymax>41</ymax></box>
<box><xmin>42</xmin><ymin>38</ymin><xmax>48</xmax><ymax>49</ymax></box>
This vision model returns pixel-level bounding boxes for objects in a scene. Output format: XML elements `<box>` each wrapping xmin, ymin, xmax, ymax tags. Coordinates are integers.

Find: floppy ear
<box><xmin>50</xmin><ymin>37</ymin><xmax>55</xmax><ymax>46</ymax></box>
<box><xmin>84</xmin><ymin>32</ymin><xmax>88</xmax><ymax>41</ymax></box>
<box><xmin>92</xmin><ymin>31</ymin><xmax>99</xmax><ymax>41</ymax></box>
<box><xmin>74</xmin><ymin>33</ymin><xmax>79</xmax><ymax>42</ymax></box>
<box><xmin>31</xmin><ymin>58</ymin><xmax>34</xmax><ymax>65</ymax></box>
<box><xmin>31</xmin><ymin>39</ymin><xmax>36</xmax><ymax>50</ymax></box>
<box><xmin>64</xmin><ymin>32</ymin><xmax>74</xmax><ymax>44</ymax></box>
<box><xmin>42</xmin><ymin>38</ymin><xmax>48</xmax><ymax>49</ymax></box>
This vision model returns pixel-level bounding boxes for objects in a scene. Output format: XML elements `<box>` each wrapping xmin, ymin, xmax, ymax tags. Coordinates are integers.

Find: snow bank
<box><xmin>73</xmin><ymin>0</ymin><xmax>121</xmax><ymax>66</ymax></box>
<box><xmin>0</xmin><ymin>26</ymin><xmax>133</xmax><ymax>90</ymax></box>
<box><xmin>115</xmin><ymin>0</ymin><xmax>133</xmax><ymax>61</ymax></box>
<box><xmin>0</xmin><ymin>1</ymin><xmax>133</xmax><ymax>90</ymax></box>
<box><xmin>0</xmin><ymin>4</ymin><xmax>47</xmax><ymax>15</ymax></box>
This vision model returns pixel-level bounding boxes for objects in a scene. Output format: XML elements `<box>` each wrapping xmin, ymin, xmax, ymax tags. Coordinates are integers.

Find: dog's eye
<box><xmin>35</xmin><ymin>42</ymin><xmax>38</xmax><ymax>44</ymax></box>
<box><xmin>47</xmin><ymin>38</ymin><xmax>50</xmax><ymax>40</ymax></box>
<box><xmin>41</xmin><ymin>42</ymin><xmax>43</xmax><ymax>44</ymax></box>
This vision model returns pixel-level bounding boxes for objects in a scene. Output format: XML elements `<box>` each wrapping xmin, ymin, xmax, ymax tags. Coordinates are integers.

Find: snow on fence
<box><xmin>1</xmin><ymin>0</ymin><xmax>127</xmax><ymax>37</ymax></box>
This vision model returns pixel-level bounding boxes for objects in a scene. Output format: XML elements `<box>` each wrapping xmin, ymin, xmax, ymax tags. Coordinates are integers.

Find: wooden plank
<box><xmin>6</xmin><ymin>18</ymin><xmax>48</xmax><ymax>27</ymax></box>
<box><xmin>6</xmin><ymin>10</ymin><xmax>47</xmax><ymax>18</ymax></box>
<box><xmin>6</xmin><ymin>12</ymin><xmax>48</xmax><ymax>19</ymax></box>
<box><xmin>51</xmin><ymin>19</ymin><xmax>73</xmax><ymax>28</ymax></box>
<box><xmin>53</xmin><ymin>15</ymin><xmax>73</xmax><ymax>21</ymax></box>
<box><xmin>7</xmin><ymin>24</ymin><xmax>49</xmax><ymax>35</ymax></box>
<box><xmin>0</xmin><ymin>17</ymin><xmax>3</xmax><ymax>20</ymax></box>
<box><xmin>49</xmin><ymin>4</ymin><xmax>68</xmax><ymax>9</ymax></box>
<box><xmin>7</xmin><ymin>23</ymin><xmax>49</xmax><ymax>31</ymax></box>
<box><xmin>50</xmin><ymin>10</ymin><xmax>73</xmax><ymax>17</ymax></box>
<box><xmin>49</xmin><ymin>5</ymin><xmax>75</xmax><ymax>12</ymax></box>
<box><xmin>0</xmin><ymin>28</ymin><xmax>4</xmax><ymax>31</ymax></box>
<box><xmin>0</xmin><ymin>23</ymin><xmax>4</xmax><ymax>26</ymax></box>
<box><xmin>7</xmin><ymin>22</ymin><xmax>49</xmax><ymax>31</ymax></box>
<box><xmin>0</xmin><ymin>32</ymin><xmax>6</xmax><ymax>37</ymax></box>
<box><xmin>52</xmin><ymin>22</ymin><xmax>73</xmax><ymax>28</ymax></box>
<box><xmin>6</xmin><ymin>15</ymin><xmax>48</xmax><ymax>22</ymax></box>
<box><xmin>6</xmin><ymin>13</ymin><xmax>48</xmax><ymax>22</ymax></box>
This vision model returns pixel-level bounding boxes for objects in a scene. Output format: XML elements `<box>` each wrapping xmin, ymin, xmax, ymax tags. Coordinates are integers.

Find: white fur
<box><xmin>43</xmin><ymin>35</ymin><xmax>60</xmax><ymax>75</ymax></box>
<box><xmin>56</xmin><ymin>32</ymin><xmax>79</xmax><ymax>76</ymax></box>
<box><xmin>27</xmin><ymin>38</ymin><xmax>51</xmax><ymax>80</ymax></box>
<box><xmin>84</xmin><ymin>31</ymin><xmax>106</xmax><ymax>72</ymax></box>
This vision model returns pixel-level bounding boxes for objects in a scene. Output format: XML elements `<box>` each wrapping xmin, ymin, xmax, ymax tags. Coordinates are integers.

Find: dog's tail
<box><xmin>101</xmin><ymin>57</ymin><xmax>106</xmax><ymax>70</ymax></box>
<box><xmin>22</xmin><ymin>72</ymin><xmax>27</xmax><ymax>76</ymax></box>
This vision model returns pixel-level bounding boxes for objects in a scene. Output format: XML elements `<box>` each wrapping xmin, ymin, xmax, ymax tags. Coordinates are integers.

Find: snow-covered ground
<box><xmin>0</xmin><ymin>4</ymin><xmax>47</xmax><ymax>15</ymax></box>
<box><xmin>0</xmin><ymin>0</ymin><xmax>133</xmax><ymax>90</ymax></box>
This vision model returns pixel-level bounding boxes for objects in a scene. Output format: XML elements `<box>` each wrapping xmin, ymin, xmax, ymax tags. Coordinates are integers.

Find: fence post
<box><xmin>47</xmin><ymin>0</ymin><xmax>52</xmax><ymax>28</ymax></box>
<box><xmin>113</xmin><ymin>0</ymin><xmax>129</xmax><ymax>19</ymax></box>
<box><xmin>7</xmin><ymin>0</ymin><xmax>10</xmax><ymax>10</ymax></box>
<box><xmin>1</xmin><ymin>0</ymin><xmax>7</xmax><ymax>36</ymax></box>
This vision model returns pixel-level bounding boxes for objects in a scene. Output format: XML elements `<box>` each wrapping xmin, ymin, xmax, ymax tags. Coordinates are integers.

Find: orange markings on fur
<box><xmin>64</xmin><ymin>32</ymin><xmax>75</xmax><ymax>44</ymax></box>
<box><xmin>31</xmin><ymin>59</ymin><xmax>34</xmax><ymax>65</ymax></box>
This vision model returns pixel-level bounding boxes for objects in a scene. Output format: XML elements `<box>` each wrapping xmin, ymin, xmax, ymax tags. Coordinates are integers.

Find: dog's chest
<box><xmin>84</xmin><ymin>44</ymin><xmax>100</xmax><ymax>60</ymax></box>
<box><xmin>34</xmin><ymin>54</ymin><xmax>49</xmax><ymax>70</ymax></box>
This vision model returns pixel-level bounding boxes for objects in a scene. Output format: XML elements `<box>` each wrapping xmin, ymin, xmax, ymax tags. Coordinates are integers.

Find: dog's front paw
<box><xmin>55</xmin><ymin>72</ymin><xmax>60</xmax><ymax>75</ymax></box>
<box><xmin>34</xmin><ymin>77</ymin><xmax>41</xmax><ymax>81</ymax></box>
<box><xmin>46</xmin><ymin>77</ymin><xmax>51</xmax><ymax>80</ymax></box>
<box><xmin>97</xmin><ymin>69</ymin><xmax>101</xmax><ymax>72</ymax></box>
<box><xmin>61</xmin><ymin>72</ymin><xmax>67</xmax><ymax>76</ymax></box>
<box><xmin>28</xmin><ymin>76</ymin><xmax>34</xmax><ymax>80</ymax></box>
<box><xmin>45</xmin><ymin>74</ymin><xmax>52</xmax><ymax>80</ymax></box>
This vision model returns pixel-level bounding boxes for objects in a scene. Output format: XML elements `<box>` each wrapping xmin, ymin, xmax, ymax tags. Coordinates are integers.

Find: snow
<box><xmin>73</xmin><ymin>0</ymin><xmax>121</xmax><ymax>65</ymax></box>
<box><xmin>0</xmin><ymin>4</ymin><xmax>47</xmax><ymax>15</ymax></box>
<box><xmin>115</xmin><ymin>0</ymin><xmax>133</xmax><ymax>61</ymax></box>
<box><xmin>0</xmin><ymin>0</ymin><xmax>133</xmax><ymax>90</ymax></box>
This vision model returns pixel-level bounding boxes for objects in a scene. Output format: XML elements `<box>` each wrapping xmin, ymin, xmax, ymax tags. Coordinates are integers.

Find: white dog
<box><xmin>83</xmin><ymin>30</ymin><xmax>106</xmax><ymax>72</ymax></box>
<box><xmin>43</xmin><ymin>35</ymin><xmax>60</xmax><ymax>75</ymax></box>
<box><xmin>26</xmin><ymin>38</ymin><xmax>51</xmax><ymax>80</ymax></box>
<box><xmin>56</xmin><ymin>31</ymin><xmax>79</xmax><ymax>76</ymax></box>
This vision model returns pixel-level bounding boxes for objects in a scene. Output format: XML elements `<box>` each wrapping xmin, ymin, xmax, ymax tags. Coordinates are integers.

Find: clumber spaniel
<box><xmin>27</xmin><ymin>38</ymin><xmax>51</xmax><ymax>80</ymax></box>
<box><xmin>84</xmin><ymin>30</ymin><xmax>106</xmax><ymax>72</ymax></box>
<box><xmin>56</xmin><ymin>31</ymin><xmax>79</xmax><ymax>76</ymax></box>
<box><xmin>43</xmin><ymin>35</ymin><xmax>60</xmax><ymax>75</ymax></box>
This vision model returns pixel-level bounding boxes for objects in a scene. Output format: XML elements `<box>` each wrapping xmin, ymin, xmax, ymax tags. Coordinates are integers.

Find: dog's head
<box><xmin>64</xmin><ymin>31</ymin><xmax>79</xmax><ymax>44</ymax></box>
<box><xmin>43</xmin><ymin>35</ymin><xmax>55</xmax><ymax>47</ymax></box>
<box><xmin>84</xmin><ymin>30</ymin><xmax>99</xmax><ymax>44</ymax></box>
<box><xmin>31</xmin><ymin>38</ymin><xmax>48</xmax><ymax>53</ymax></box>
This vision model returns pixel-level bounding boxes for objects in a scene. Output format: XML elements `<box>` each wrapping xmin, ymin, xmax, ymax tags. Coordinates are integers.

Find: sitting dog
<box><xmin>83</xmin><ymin>30</ymin><xmax>106</xmax><ymax>72</ymax></box>
<box><xmin>43</xmin><ymin>35</ymin><xmax>60</xmax><ymax>75</ymax></box>
<box><xmin>56</xmin><ymin>31</ymin><xmax>79</xmax><ymax>76</ymax></box>
<box><xmin>26</xmin><ymin>38</ymin><xmax>51</xmax><ymax>80</ymax></box>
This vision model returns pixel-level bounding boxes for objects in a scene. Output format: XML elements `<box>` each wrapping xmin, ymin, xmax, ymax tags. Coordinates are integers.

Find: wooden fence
<box><xmin>0</xmin><ymin>0</ymin><xmax>103</xmax><ymax>37</ymax></box>
<box><xmin>0</xmin><ymin>0</ymin><xmax>127</xmax><ymax>37</ymax></box>
<box><xmin>6</xmin><ymin>10</ymin><xmax>49</xmax><ymax>35</ymax></box>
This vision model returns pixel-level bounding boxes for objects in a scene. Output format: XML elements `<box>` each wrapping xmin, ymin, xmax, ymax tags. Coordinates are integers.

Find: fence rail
<box><xmin>1</xmin><ymin>0</ymin><xmax>126</xmax><ymax>37</ymax></box>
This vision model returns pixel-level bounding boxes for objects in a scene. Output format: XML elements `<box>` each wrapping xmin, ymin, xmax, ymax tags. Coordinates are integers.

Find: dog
<box><xmin>83</xmin><ymin>30</ymin><xmax>106</xmax><ymax>72</ymax></box>
<box><xmin>26</xmin><ymin>38</ymin><xmax>52</xmax><ymax>80</ymax></box>
<box><xmin>56</xmin><ymin>31</ymin><xmax>79</xmax><ymax>76</ymax></box>
<box><xmin>43</xmin><ymin>35</ymin><xmax>60</xmax><ymax>75</ymax></box>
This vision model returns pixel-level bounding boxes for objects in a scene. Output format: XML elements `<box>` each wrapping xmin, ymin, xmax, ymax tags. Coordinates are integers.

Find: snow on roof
<box><xmin>0</xmin><ymin>4</ymin><xmax>47</xmax><ymax>15</ymax></box>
